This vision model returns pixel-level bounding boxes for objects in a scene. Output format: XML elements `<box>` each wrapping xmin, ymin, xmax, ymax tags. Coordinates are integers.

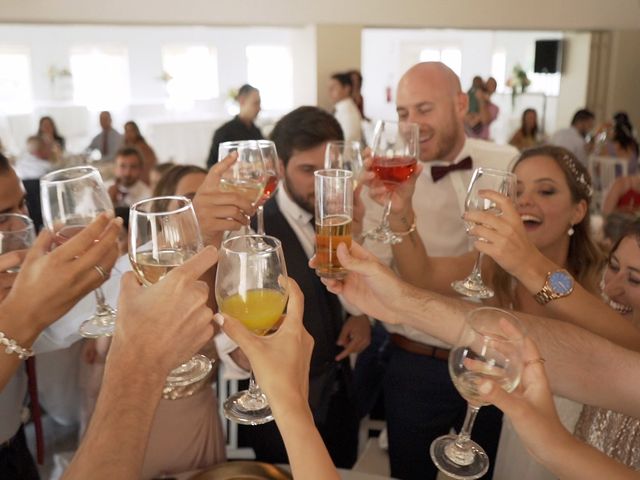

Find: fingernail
<box><xmin>213</xmin><ymin>313</ymin><xmax>224</xmax><ymax>326</ymax></box>
<box><xmin>478</xmin><ymin>380</ymin><xmax>492</xmax><ymax>395</ymax></box>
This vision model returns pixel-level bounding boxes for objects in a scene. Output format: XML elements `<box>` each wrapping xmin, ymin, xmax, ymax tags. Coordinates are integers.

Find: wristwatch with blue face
<box><xmin>534</xmin><ymin>269</ymin><xmax>575</xmax><ymax>305</ymax></box>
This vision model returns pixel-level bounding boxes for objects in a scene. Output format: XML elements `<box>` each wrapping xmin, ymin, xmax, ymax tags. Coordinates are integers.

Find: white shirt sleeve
<box><xmin>213</xmin><ymin>332</ymin><xmax>251</xmax><ymax>380</ymax></box>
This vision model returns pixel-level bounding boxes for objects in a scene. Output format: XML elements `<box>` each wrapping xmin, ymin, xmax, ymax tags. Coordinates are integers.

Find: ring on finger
<box><xmin>93</xmin><ymin>264</ymin><xmax>109</xmax><ymax>281</ymax></box>
<box><xmin>524</xmin><ymin>357</ymin><xmax>545</xmax><ymax>368</ymax></box>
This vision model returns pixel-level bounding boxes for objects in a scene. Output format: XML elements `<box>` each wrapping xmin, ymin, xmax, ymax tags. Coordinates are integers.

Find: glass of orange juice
<box><xmin>215</xmin><ymin>234</ymin><xmax>289</xmax><ymax>425</ymax></box>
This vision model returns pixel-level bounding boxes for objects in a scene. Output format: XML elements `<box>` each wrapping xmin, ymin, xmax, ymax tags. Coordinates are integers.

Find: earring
<box><xmin>568</xmin><ymin>225</ymin><xmax>575</xmax><ymax>236</ymax></box>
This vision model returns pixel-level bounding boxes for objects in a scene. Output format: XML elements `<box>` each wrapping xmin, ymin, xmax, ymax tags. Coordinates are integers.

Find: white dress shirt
<box><xmin>104</xmin><ymin>179</ymin><xmax>152</xmax><ymax>207</ymax></box>
<box><xmin>361</xmin><ymin>138</ymin><xmax>519</xmax><ymax>348</ymax></box>
<box><xmin>334</xmin><ymin>97</ymin><xmax>363</xmax><ymax>144</ymax></box>
<box><xmin>15</xmin><ymin>153</ymin><xmax>53</xmax><ymax>180</ymax></box>
<box><xmin>550</xmin><ymin>127</ymin><xmax>588</xmax><ymax>166</ymax></box>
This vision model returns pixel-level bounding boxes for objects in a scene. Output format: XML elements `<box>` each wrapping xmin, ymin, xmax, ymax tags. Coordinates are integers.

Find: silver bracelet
<box><xmin>0</xmin><ymin>331</ymin><xmax>34</xmax><ymax>359</ymax></box>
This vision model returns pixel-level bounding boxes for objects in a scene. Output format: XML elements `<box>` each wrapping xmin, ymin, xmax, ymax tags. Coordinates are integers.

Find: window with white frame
<box><xmin>246</xmin><ymin>45</ymin><xmax>294</xmax><ymax>111</ymax></box>
<box><xmin>162</xmin><ymin>45</ymin><xmax>219</xmax><ymax>110</ymax></box>
<box><xmin>419</xmin><ymin>47</ymin><xmax>462</xmax><ymax>77</ymax></box>
<box><xmin>70</xmin><ymin>46</ymin><xmax>130</xmax><ymax>110</ymax></box>
<box><xmin>0</xmin><ymin>46</ymin><xmax>32</xmax><ymax>114</ymax></box>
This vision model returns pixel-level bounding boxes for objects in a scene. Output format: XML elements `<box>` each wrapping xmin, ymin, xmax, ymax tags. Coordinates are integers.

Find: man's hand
<box><xmin>335</xmin><ymin>315</ymin><xmax>371</xmax><ymax>361</ymax></box>
<box><xmin>193</xmin><ymin>154</ymin><xmax>256</xmax><ymax>248</ymax></box>
<box><xmin>310</xmin><ymin>242</ymin><xmax>408</xmax><ymax>325</ymax></box>
<box><xmin>110</xmin><ymin>246</ymin><xmax>218</xmax><ymax>375</ymax></box>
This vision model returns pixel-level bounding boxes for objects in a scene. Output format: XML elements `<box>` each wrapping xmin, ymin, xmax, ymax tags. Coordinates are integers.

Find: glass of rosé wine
<box><xmin>364</xmin><ymin>120</ymin><xmax>420</xmax><ymax>245</ymax></box>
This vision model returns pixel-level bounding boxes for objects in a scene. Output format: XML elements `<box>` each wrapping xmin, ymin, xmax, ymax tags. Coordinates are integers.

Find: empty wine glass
<box><xmin>364</xmin><ymin>120</ymin><xmax>419</xmax><ymax>245</ymax></box>
<box><xmin>218</xmin><ymin>140</ymin><xmax>267</xmax><ymax>235</ymax></box>
<box><xmin>324</xmin><ymin>141</ymin><xmax>363</xmax><ymax>189</ymax></box>
<box><xmin>430</xmin><ymin>307</ymin><xmax>525</xmax><ymax>479</ymax></box>
<box><xmin>129</xmin><ymin>195</ymin><xmax>212</xmax><ymax>388</ymax></box>
<box><xmin>215</xmin><ymin>234</ymin><xmax>289</xmax><ymax>425</ymax></box>
<box><xmin>451</xmin><ymin>168</ymin><xmax>517</xmax><ymax>299</ymax></box>
<box><xmin>40</xmin><ymin>166</ymin><xmax>117</xmax><ymax>338</ymax></box>
<box><xmin>255</xmin><ymin>140</ymin><xmax>282</xmax><ymax>234</ymax></box>
<box><xmin>0</xmin><ymin>213</ymin><xmax>36</xmax><ymax>272</ymax></box>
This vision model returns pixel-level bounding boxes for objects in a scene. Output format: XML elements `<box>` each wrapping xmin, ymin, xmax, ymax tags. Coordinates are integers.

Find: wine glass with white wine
<box><xmin>129</xmin><ymin>195</ymin><xmax>212</xmax><ymax>388</ymax></box>
<box><xmin>430</xmin><ymin>307</ymin><xmax>525</xmax><ymax>479</ymax></box>
<box><xmin>40</xmin><ymin>166</ymin><xmax>117</xmax><ymax>338</ymax></box>
<box><xmin>215</xmin><ymin>234</ymin><xmax>289</xmax><ymax>425</ymax></box>
<box><xmin>218</xmin><ymin>140</ymin><xmax>267</xmax><ymax>235</ymax></box>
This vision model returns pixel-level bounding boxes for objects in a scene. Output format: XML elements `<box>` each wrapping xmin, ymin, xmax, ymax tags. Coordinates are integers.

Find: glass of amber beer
<box><xmin>314</xmin><ymin>169</ymin><xmax>353</xmax><ymax>279</ymax></box>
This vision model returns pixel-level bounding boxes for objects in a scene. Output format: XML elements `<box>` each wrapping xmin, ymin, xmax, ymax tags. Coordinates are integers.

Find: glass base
<box><xmin>363</xmin><ymin>225</ymin><xmax>403</xmax><ymax>245</ymax></box>
<box><xmin>451</xmin><ymin>277</ymin><xmax>494</xmax><ymax>299</ymax></box>
<box><xmin>430</xmin><ymin>434</ymin><xmax>489</xmax><ymax>480</ymax></box>
<box><xmin>315</xmin><ymin>267</ymin><xmax>347</xmax><ymax>279</ymax></box>
<box><xmin>223</xmin><ymin>390</ymin><xmax>274</xmax><ymax>425</ymax></box>
<box><xmin>164</xmin><ymin>354</ymin><xmax>212</xmax><ymax>388</ymax></box>
<box><xmin>79</xmin><ymin>307</ymin><xmax>117</xmax><ymax>338</ymax></box>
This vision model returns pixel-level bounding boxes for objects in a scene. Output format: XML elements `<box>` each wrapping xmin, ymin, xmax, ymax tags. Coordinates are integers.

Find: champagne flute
<box><xmin>218</xmin><ymin>140</ymin><xmax>267</xmax><ymax>235</ymax></box>
<box><xmin>363</xmin><ymin>120</ymin><xmax>419</xmax><ymax>245</ymax></box>
<box><xmin>314</xmin><ymin>169</ymin><xmax>353</xmax><ymax>279</ymax></box>
<box><xmin>451</xmin><ymin>168</ymin><xmax>517</xmax><ymax>299</ymax></box>
<box><xmin>215</xmin><ymin>234</ymin><xmax>289</xmax><ymax>425</ymax></box>
<box><xmin>255</xmin><ymin>140</ymin><xmax>282</xmax><ymax>234</ymax></box>
<box><xmin>40</xmin><ymin>166</ymin><xmax>117</xmax><ymax>338</ymax></box>
<box><xmin>324</xmin><ymin>140</ymin><xmax>363</xmax><ymax>189</ymax></box>
<box><xmin>430</xmin><ymin>307</ymin><xmax>525</xmax><ymax>479</ymax></box>
<box><xmin>129</xmin><ymin>195</ymin><xmax>212</xmax><ymax>388</ymax></box>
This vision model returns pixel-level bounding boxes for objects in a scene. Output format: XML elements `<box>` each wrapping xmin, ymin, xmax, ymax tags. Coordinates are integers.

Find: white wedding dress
<box><xmin>493</xmin><ymin>396</ymin><xmax>582</xmax><ymax>479</ymax></box>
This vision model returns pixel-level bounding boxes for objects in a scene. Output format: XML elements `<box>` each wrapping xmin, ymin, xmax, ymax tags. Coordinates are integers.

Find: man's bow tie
<box><xmin>430</xmin><ymin>156</ymin><xmax>473</xmax><ymax>182</ymax></box>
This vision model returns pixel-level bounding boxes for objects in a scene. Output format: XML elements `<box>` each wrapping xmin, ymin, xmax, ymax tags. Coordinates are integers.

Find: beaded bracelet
<box><xmin>391</xmin><ymin>218</ymin><xmax>417</xmax><ymax>236</ymax></box>
<box><xmin>0</xmin><ymin>331</ymin><xmax>34</xmax><ymax>359</ymax></box>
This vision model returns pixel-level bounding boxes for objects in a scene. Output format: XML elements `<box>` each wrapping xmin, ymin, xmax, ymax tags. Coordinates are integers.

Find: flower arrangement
<box><xmin>506</xmin><ymin>64</ymin><xmax>531</xmax><ymax>106</ymax></box>
<box><xmin>47</xmin><ymin>65</ymin><xmax>72</xmax><ymax>85</ymax></box>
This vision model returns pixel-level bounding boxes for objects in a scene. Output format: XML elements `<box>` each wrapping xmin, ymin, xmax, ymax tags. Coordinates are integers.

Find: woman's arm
<box><xmin>216</xmin><ymin>279</ymin><xmax>340</xmax><ymax>480</ymax></box>
<box><xmin>602</xmin><ymin>176</ymin><xmax>628</xmax><ymax>215</ymax></box>
<box><xmin>479</xmin><ymin>337</ymin><xmax>639</xmax><ymax>480</ymax></box>
<box><xmin>468</xmin><ymin>190</ymin><xmax>640</xmax><ymax>351</ymax></box>
<box><xmin>0</xmin><ymin>215</ymin><xmax>120</xmax><ymax>390</ymax></box>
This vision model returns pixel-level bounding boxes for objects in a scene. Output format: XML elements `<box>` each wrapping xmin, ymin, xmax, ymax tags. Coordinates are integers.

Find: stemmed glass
<box><xmin>324</xmin><ymin>141</ymin><xmax>363</xmax><ymax>189</ymax></box>
<box><xmin>451</xmin><ymin>168</ymin><xmax>517</xmax><ymax>299</ymax></box>
<box><xmin>430</xmin><ymin>307</ymin><xmax>525</xmax><ymax>479</ymax></box>
<box><xmin>364</xmin><ymin>120</ymin><xmax>419</xmax><ymax>245</ymax></box>
<box><xmin>255</xmin><ymin>140</ymin><xmax>282</xmax><ymax>234</ymax></box>
<box><xmin>0</xmin><ymin>213</ymin><xmax>36</xmax><ymax>271</ymax></box>
<box><xmin>40</xmin><ymin>166</ymin><xmax>117</xmax><ymax>338</ymax></box>
<box><xmin>215</xmin><ymin>234</ymin><xmax>289</xmax><ymax>425</ymax></box>
<box><xmin>218</xmin><ymin>140</ymin><xmax>267</xmax><ymax>235</ymax></box>
<box><xmin>129</xmin><ymin>195</ymin><xmax>212</xmax><ymax>388</ymax></box>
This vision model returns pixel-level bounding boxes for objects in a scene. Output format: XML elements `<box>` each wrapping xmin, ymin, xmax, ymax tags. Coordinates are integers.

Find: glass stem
<box><xmin>247</xmin><ymin>370</ymin><xmax>262</xmax><ymax>399</ymax></box>
<box><xmin>455</xmin><ymin>404</ymin><xmax>480</xmax><ymax>449</ymax></box>
<box><xmin>380</xmin><ymin>192</ymin><xmax>393</xmax><ymax>229</ymax></box>
<box><xmin>93</xmin><ymin>287</ymin><xmax>109</xmax><ymax>314</ymax></box>
<box><xmin>256</xmin><ymin>205</ymin><xmax>265</xmax><ymax>235</ymax></box>
<box><xmin>469</xmin><ymin>251</ymin><xmax>484</xmax><ymax>283</ymax></box>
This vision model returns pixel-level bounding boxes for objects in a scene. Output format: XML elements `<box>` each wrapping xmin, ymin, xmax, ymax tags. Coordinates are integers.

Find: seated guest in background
<box><xmin>87</xmin><ymin>111</ymin><xmax>123</xmax><ymax>162</ymax></box>
<box><xmin>602</xmin><ymin>172</ymin><xmax>640</xmax><ymax>215</ymax></box>
<box><xmin>550</xmin><ymin>108</ymin><xmax>595</xmax><ymax>166</ymax></box>
<box><xmin>509</xmin><ymin>108</ymin><xmax>546</xmax><ymax>151</ymax></box>
<box><xmin>104</xmin><ymin>147</ymin><xmax>151</xmax><ymax>207</ymax></box>
<box><xmin>328</xmin><ymin>72</ymin><xmax>363</xmax><ymax>144</ymax></box>
<box><xmin>38</xmin><ymin>116</ymin><xmax>65</xmax><ymax>162</ymax></box>
<box><xmin>238</xmin><ymin>106</ymin><xmax>370</xmax><ymax>469</ymax></box>
<box><xmin>15</xmin><ymin>135</ymin><xmax>53</xmax><ymax>180</ymax></box>
<box><xmin>123</xmin><ymin>120</ymin><xmax>157</xmax><ymax>185</ymax></box>
<box><xmin>464</xmin><ymin>75</ymin><xmax>484</xmax><ymax>134</ymax></box>
<box><xmin>206</xmin><ymin>84</ymin><xmax>263</xmax><ymax>168</ymax></box>
<box><xmin>596</xmin><ymin>112</ymin><xmax>639</xmax><ymax>168</ymax></box>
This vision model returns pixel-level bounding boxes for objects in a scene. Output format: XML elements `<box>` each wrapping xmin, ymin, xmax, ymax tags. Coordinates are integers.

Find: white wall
<box><xmin>1</xmin><ymin>0</ymin><xmax>639</xmax><ymax>29</ymax></box>
<box><xmin>361</xmin><ymin>28</ymin><xmax>575</xmax><ymax>144</ymax></box>
<box><xmin>0</xmin><ymin>23</ymin><xmax>317</xmax><ymax>160</ymax></box>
